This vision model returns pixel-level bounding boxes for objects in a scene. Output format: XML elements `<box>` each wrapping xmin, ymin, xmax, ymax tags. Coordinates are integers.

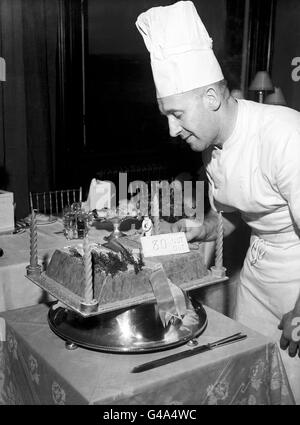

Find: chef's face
<box><xmin>158</xmin><ymin>87</ymin><xmax>220</xmax><ymax>152</ymax></box>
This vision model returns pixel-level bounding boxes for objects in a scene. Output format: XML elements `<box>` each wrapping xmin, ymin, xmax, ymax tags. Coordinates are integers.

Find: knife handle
<box><xmin>131</xmin><ymin>333</ymin><xmax>247</xmax><ymax>373</ymax></box>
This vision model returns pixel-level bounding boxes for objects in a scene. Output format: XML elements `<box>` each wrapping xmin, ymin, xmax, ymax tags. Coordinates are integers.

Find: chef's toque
<box><xmin>136</xmin><ymin>1</ymin><xmax>223</xmax><ymax>98</ymax></box>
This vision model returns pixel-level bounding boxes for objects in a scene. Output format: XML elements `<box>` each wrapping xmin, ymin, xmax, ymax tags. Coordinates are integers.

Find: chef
<box><xmin>136</xmin><ymin>0</ymin><xmax>300</xmax><ymax>402</ymax></box>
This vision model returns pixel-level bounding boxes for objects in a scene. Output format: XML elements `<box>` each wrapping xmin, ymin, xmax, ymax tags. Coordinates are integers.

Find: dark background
<box><xmin>57</xmin><ymin>0</ymin><xmax>246</xmax><ymax>200</ymax></box>
<box><xmin>84</xmin><ymin>0</ymin><xmax>244</xmax><ymax>180</ymax></box>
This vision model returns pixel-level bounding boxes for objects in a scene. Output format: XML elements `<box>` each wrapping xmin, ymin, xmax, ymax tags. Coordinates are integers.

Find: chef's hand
<box><xmin>278</xmin><ymin>310</ymin><xmax>300</xmax><ymax>358</ymax></box>
<box><xmin>171</xmin><ymin>219</ymin><xmax>206</xmax><ymax>242</ymax></box>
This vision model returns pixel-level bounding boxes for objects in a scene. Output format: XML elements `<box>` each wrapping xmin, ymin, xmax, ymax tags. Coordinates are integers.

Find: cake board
<box><xmin>26</xmin><ymin>271</ymin><xmax>228</xmax><ymax>317</ymax></box>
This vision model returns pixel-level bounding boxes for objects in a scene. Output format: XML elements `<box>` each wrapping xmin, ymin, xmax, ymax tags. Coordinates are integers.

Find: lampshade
<box><xmin>249</xmin><ymin>71</ymin><xmax>273</xmax><ymax>91</ymax></box>
<box><xmin>0</xmin><ymin>57</ymin><xmax>5</xmax><ymax>81</ymax></box>
<box><xmin>265</xmin><ymin>87</ymin><xmax>287</xmax><ymax>106</ymax></box>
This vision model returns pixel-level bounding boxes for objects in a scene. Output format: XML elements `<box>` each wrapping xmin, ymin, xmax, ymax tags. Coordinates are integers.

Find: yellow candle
<box><xmin>83</xmin><ymin>237</ymin><xmax>93</xmax><ymax>302</ymax></box>
<box><xmin>215</xmin><ymin>211</ymin><xmax>223</xmax><ymax>268</ymax></box>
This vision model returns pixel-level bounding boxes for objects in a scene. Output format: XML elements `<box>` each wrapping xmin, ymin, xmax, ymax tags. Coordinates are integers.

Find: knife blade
<box><xmin>131</xmin><ymin>332</ymin><xmax>247</xmax><ymax>373</ymax></box>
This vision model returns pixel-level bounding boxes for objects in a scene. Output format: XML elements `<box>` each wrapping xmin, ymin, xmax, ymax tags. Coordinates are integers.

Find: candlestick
<box><xmin>215</xmin><ymin>211</ymin><xmax>223</xmax><ymax>268</ymax></box>
<box><xmin>210</xmin><ymin>210</ymin><xmax>226</xmax><ymax>278</ymax></box>
<box><xmin>26</xmin><ymin>209</ymin><xmax>41</xmax><ymax>277</ymax></box>
<box><xmin>152</xmin><ymin>192</ymin><xmax>160</xmax><ymax>235</ymax></box>
<box><xmin>30</xmin><ymin>209</ymin><xmax>38</xmax><ymax>267</ymax></box>
<box><xmin>83</xmin><ymin>237</ymin><xmax>93</xmax><ymax>303</ymax></box>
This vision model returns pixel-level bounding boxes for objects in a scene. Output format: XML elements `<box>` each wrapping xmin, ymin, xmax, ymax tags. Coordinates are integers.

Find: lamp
<box><xmin>249</xmin><ymin>71</ymin><xmax>273</xmax><ymax>103</ymax></box>
<box><xmin>0</xmin><ymin>57</ymin><xmax>6</xmax><ymax>81</ymax></box>
<box><xmin>265</xmin><ymin>87</ymin><xmax>287</xmax><ymax>106</ymax></box>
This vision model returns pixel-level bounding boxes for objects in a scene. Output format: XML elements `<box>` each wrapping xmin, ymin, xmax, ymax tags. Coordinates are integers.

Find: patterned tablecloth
<box><xmin>0</xmin><ymin>303</ymin><xmax>294</xmax><ymax>405</ymax></box>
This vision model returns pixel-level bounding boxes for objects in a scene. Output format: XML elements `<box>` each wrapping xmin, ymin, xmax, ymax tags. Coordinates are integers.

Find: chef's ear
<box><xmin>202</xmin><ymin>86</ymin><xmax>221</xmax><ymax>111</ymax></box>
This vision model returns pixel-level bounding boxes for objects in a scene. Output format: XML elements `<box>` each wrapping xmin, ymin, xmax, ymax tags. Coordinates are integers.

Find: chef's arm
<box><xmin>200</xmin><ymin>209</ymin><xmax>241</xmax><ymax>242</ymax></box>
<box><xmin>171</xmin><ymin>209</ymin><xmax>242</xmax><ymax>242</ymax></box>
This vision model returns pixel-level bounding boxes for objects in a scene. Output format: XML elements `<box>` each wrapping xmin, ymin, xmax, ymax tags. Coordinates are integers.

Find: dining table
<box><xmin>0</xmin><ymin>302</ymin><xmax>294</xmax><ymax>405</ymax></box>
<box><xmin>0</xmin><ymin>217</ymin><xmax>294</xmax><ymax>405</ymax></box>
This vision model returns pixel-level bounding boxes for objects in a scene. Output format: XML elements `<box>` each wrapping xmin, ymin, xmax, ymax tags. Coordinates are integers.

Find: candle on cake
<box><xmin>152</xmin><ymin>192</ymin><xmax>160</xmax><ymax>235</ymax></box>
<box><xmin>30</xmin><ymin>209</ymin><xmax>38</xmax><ymax>267</ymax></box>
<box><xmin>26</xmin><ymin>209</ymin><xmax>42</xmax><ymax>277</ymax></box>
<box><xmin>83</xmin><ymin>236</ymin><xmax>93</xmax><ymax>303</ymax></box>
<box><xmin>215</xmin><ymin>210</ymin><xmax>223</xmax><ymax>269</ymax></box>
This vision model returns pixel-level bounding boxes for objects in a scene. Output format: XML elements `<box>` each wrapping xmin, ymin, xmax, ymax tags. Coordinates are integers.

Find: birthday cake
<box><xmin>45</xmin><ymin>241</ymin><xmax>209</xmax><ymax>309</ymax></box>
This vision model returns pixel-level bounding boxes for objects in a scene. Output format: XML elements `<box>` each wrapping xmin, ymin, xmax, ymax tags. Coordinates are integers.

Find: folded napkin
<box><xmin>87</xmin><ymin>178</ymin><xmax>115</xmax><ymax>211</ymax></box>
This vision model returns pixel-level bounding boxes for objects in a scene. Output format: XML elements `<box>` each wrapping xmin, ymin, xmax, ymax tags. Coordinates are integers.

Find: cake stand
<box><xmin>47</xmin><ymin>297</ymin><xmax>207</xmax><ymax>353</ymax></box>
<box><xmin>104</xmin><ymin>216</ymin><xmax>126</xmax><ymax>242</ymax></box>
<box><xmin>93</xmin><ymin>215</ymin><xmax>142</xmax><ymax>242</ymax></box>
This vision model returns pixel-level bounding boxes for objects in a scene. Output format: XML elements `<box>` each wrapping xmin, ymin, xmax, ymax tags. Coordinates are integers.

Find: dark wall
<box><xmin>272</xmin><ymin>0</ymin><xmax>300</xmax><ymax>111</ymax></box>
<box><xmin>88</xmin><ymin>0</ymin><xmax>227</xmax><ymax>57</ymax></box>
<box><xmin>55</xmin><ymin>0</ymin><xmax>245</xmax><ymax>197</ymax></box>
<box><xmin>82</xmin><ymin>0</ymin><xmax>245</xmax><ymax>189</ymax></box>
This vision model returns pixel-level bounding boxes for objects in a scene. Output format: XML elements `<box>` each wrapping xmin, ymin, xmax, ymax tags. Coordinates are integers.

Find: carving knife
<box><xmin>131</xmin><ymin>332</ymin><xmax>247</xmax><ymax>373</ymax></box>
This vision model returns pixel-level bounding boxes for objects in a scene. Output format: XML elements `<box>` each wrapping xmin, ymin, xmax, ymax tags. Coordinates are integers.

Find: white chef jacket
<box><xmin>203</xmin><ymin>99</ymin><xmax>300</xmax><ymax>403</ymax></box>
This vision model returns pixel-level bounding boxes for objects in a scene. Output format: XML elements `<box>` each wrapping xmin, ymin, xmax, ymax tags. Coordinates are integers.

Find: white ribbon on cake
<box><xmin>149</xmin><ymin>265</ymin><xmax>190</xmax><ymax>327</ymax></box>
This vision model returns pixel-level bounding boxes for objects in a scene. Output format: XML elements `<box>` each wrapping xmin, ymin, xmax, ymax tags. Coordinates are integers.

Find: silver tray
<box><xmin>47</xmin><ymin>298</ymin><xmax>207</xmax><ymax>353</ymax></box>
